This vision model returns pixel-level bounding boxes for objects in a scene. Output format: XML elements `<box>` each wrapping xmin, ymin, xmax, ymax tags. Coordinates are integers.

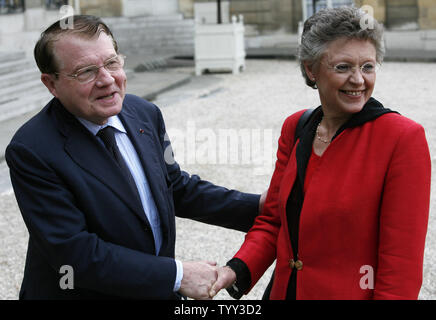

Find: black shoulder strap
<box><xmin>294</xmin><ymin>108</ymin><xmax>315</xmax><ymax>144</ymax></box>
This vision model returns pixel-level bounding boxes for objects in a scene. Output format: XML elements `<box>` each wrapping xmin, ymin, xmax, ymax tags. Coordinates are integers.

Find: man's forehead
<box><xmin>54</xmin><ymin>32</ymin><xmax>115</xmax><ymax>52</ymax></box>
<box><xmin>53</xmin><ymin>32</ymin><xmax>116</xmax><ymax>69</ymax></box>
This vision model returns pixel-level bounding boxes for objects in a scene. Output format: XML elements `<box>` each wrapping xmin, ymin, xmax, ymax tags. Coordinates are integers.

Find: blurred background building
<box><xmin>1</xmin><ymin>1</ymin><xmax>435</xmax><ymax>56</ymax></box>
<box><xmin>65</xmin><ymin>0</ymin><xmax>436</xmax><ymax>32</ymax></box>
<box><xmin>0</xmin><ymin>0</ymin><xmax>435</xmax><ymax>127</ymax></box>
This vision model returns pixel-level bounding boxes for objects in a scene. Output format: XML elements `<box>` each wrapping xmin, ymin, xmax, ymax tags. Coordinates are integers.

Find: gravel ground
<box><xmin>0</xmin><ymin>59</ymin><xmax>435</xmax><ymax>300</ymax></box>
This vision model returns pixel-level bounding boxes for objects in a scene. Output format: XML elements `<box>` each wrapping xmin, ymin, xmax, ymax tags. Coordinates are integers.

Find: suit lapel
<box><xmin>54</xmin><ymin>102</ymin><xmax>152</xmax><ymax>228</ymax></box>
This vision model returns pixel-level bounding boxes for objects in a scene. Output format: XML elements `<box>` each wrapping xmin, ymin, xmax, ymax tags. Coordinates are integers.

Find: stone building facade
<box><xmin>180</xmin><ymin>0</ymin><xmax>436</xmax><ymax>32</ymax></box>
<box><xmin>355</xmin><ymin>0</ymin><xmax>436</xmax><ymax>30</ymax></box>
<box><xmin>9</xmin><ymin>0</ymin><xmax>434</xmax><ymax>31</ymax></box>
<box><xmin>1</xmin><ymin>0</ymin><xmax>435</xmax><ymax>35</ymax></box>
<box><xmin>179</xmin><ymin>0</ymin><xmax>304</xmax><ymax>32</ymax></box>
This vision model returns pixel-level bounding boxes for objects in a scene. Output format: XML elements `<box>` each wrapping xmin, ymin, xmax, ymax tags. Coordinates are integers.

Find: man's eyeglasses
<box><xmin>55</xmin><ymin>54</ymin><xmax>126</xmax><ymax>84</ymax></box>
<box><xmin>326</xmin><ymin>62</ymin><xmax>378</xmax><ymax>75</ymax></box>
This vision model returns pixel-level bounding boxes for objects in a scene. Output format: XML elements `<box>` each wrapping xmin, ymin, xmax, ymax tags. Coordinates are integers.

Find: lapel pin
<box><xmin>139</xmin><ymin>129</ymin><xmax>144</xmax><ymax>134</ymax></box>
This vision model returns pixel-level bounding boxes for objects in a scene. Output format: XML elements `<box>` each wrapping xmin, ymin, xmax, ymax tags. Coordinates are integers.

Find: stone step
<box><xmin>108</xmin><ymin>18</ymin><xmax>189</xmax><ymax>32</ymax></box>
<box><xmin>119</xmin><ymin>46</ymin><xmax>194</xmax><ymax>57</ymax></box>
<box><xmin>117</xmin><ymin>37</ymin><xmax>194</xmax><ymax>46</ymax></box>
<box><xmin>112</xmin><ymin>27</ymin><xmax>194</xmax><ymax>42</ymax></box>
<box><xmin>129</xmin><ymin>47</ymin><xmax>193</xmax><ymax>57</ymax></box>
<box><xmin>105</xmin><ymin>15</ymin><xmax>195</xmax><ymax>57</ymax></box>
<box><xmin>110</xmin><ymin>16</ymin><xmax>192</xmax><ymax>24</ymax></box>
<box><xmin>112</xmin><ymin>25</ymin><xmax>194</xmax><ymax>37</ymax></box>
<box><xmin>0</xmin><ymin>78</ymin><xmax>46</xmax><ymax>105</ymax></box>
<box><xmin>112</xmin><ymin>27</ymin><xmax>193</xmax><ymax>37</ymax></box>
<box><xmin>130</xmin><ymin>13</ymin><xmax>184</xmax><ymax>21</ymax></box>
<box><xmin>0</xmin><ymin>90</ymin><xmax>51</xmax><ymax>123</ymax></box>
<box><xmin>116</xmin><ymin>35</ymin><xmax>194</xmax><ymax>53</ymax></box>
<box><xmin>0</xmin><ymin>68</ymin><xmax>41</xmax><ymax>89</ymax></box>
<box><xmin>104</xmin><ymin>14</ymin><xmax>184</xmax><ymax>25</ymax></box>
<box><xmin>122</xmin><ymin>43</ymin><xmax>194</xmax><ymax>54</ymax></box>
<box><xmin>0</xmin><ymin>58</ymin><xmax>34</xmax><ymax>76</ymax></box>
<box><xmin>117</xmin><ymin>37</ymin><xmax>194</xmax><ymax>47</ymax></box>
<box><xmin>110</xmin><ymin>20</ymin><xmax>194</xmax><ymax>30</ymax></box>
<box><xmin>0</xmin><ymin>51</ymin><xmax>26</xmax><ymax>63</ymax></box>
<box><xmin>114</xmin><ymin>24</ymin><xmax>194</xmax><ymax>33</ymax></box>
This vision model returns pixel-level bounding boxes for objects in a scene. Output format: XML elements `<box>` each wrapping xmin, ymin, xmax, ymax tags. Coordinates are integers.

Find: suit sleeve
<box><xmin>233</xmin><ymin>112</ymin><xmax>303</xmax><ymax>293</ymax></box>
<box><xmin>155</xmin><ymin>106</ymin><xmax>260</xmax><ymax>233</ymax></box>
<box><xmin>6</xmin><ymin>142</ymin><xmax>178</xmax><ymax>299</ymax></box>
<box><xmin>374</xmin><ymin>123</ymin><xmax>431</xmax><ymax>299</ymax></box>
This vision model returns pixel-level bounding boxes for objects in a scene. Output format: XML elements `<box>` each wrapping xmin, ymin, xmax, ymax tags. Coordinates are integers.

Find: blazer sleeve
<box><xmin>233</xmin><ymin>111</ymin><xmax>304</xmax><ymax>292</ymax></box>
<box><xmin>374</xmin><ymin>122</ymin><xmax>431</xmax><ymax>299</ymax></box>
<box><xmin>155</xmin><ymin>106</ymin><xmax>260</xmax><ymax>233</ymax></box>
<box><xmin>6</xmin><ymin>141</ymin><xmax>178</xmax><ymax>299</ymax></box>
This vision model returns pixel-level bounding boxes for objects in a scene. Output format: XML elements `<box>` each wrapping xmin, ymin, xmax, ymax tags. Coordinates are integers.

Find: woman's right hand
<box><xmin>209</xmin><ymin>266</ymin><xmax>237</xmax><ymax>298</ymax></box>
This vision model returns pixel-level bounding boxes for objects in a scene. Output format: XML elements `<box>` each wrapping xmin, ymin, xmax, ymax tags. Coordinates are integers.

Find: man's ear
<box><xmin>41</xmin><ymin>73</ymin><xmax>58</xmax><ymax>97</ymax></box>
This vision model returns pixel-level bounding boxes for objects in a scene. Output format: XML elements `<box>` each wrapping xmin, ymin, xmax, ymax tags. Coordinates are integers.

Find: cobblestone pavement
<box><xmin>1</xmin><ymin>59</ymin><xmax>435</xmax><ymax>299</ymax></box>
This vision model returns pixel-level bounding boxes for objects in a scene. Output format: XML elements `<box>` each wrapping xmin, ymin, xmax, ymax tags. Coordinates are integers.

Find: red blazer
<box><xmin>234</xmin><ymin>110</ymin><xmax>431</xmax><ymax>299</ymax></box>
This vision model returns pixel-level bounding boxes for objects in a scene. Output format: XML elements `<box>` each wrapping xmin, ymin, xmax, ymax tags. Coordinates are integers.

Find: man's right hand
<box><xmin>179</xmin><ymin>261</ymin><xmax>218</xmax><ymax>300</ymax></box>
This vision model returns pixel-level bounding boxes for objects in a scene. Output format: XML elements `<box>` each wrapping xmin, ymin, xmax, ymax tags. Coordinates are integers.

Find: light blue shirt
<box><xmin>77</xmin><ymin>115</ymin><xmax>183</xmax><ymax>292</ymax></box>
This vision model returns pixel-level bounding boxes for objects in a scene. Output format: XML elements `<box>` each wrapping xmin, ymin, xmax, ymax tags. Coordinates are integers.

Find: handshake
<box><xmin>179</xmin><ymin>261</ymin><xmax>238</xmax><ymax>300</ymax></box>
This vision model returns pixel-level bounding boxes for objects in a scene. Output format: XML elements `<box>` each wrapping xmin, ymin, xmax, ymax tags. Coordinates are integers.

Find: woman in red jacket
<box><xmin>210</xmin><ymin>6</ymin><xmax>431</xmax><ymax>300</ymax></box>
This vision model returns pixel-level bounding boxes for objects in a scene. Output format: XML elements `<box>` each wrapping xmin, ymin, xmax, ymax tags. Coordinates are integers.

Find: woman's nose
<box><xmin>349</xmin><ymin>68</ymin><xmax>365</xmax><ymax>85</ymax></box>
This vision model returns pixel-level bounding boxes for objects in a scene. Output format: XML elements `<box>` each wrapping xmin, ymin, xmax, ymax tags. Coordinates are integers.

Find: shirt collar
<box><xmin>76</xmin><ymin>115</ymin><xmax>127</xmax><ymax>136</ymax></box>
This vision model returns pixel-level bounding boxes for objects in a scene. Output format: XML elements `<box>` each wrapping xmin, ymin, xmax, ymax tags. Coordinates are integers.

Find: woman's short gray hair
<box><xmin>298</xmin><ymin>6</ymin><xmax>384</xmax><ymax>89</ymax></box>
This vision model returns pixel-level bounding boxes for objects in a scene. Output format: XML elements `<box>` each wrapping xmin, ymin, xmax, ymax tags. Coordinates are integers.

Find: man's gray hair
<box><xmin>298</xmin><ymin>6</ymin><xmax>384</xmax><ymax>89</ymax></box>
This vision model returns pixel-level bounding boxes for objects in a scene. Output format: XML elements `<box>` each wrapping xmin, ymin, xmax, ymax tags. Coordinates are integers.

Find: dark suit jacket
<box><xmin>6</xmin><ymin>94</ymin><xmax>259</xmax><ymax>299</ymax></box>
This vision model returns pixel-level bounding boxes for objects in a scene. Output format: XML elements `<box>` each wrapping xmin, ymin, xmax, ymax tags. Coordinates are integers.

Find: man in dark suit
<box><xmin>5</xmin><ymin>15</ymin><xmax>262</xmax><ymax>299</ymax></box>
